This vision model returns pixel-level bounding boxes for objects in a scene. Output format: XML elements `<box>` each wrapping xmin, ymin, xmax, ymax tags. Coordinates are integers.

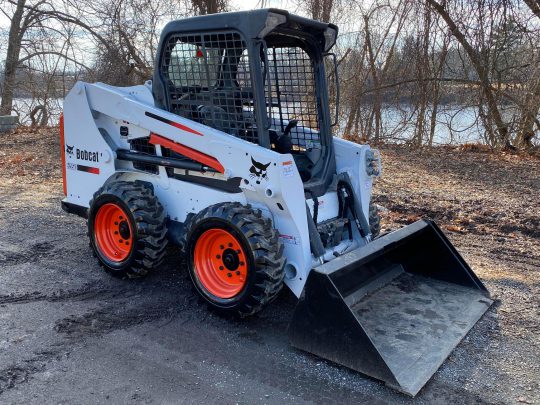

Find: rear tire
<box><xmin>88</xmin><ymin>180</ymin><xmax>168</xmax><ymax>277</ymax></box>
<box><xmin>184</xmin><ymin>202</ymin><xmax>285</xmax><ymax>317</ymax></box>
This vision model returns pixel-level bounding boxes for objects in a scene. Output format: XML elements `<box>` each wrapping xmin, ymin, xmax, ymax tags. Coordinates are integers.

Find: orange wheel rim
<box><xmin>94</xmin><ymin>203</ymin><xmax>133</xmax><ymax>262</ymax></box>
<box><xmin>194</xmin><ymin>228</ymin><xmax>248</xmax><ymax>298</ymax></box>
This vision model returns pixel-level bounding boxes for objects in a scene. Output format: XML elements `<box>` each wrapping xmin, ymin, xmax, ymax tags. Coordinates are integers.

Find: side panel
<box><xmin>105</xmin><ymin>171</ymin><xmax>247</xmax><ymax>223</ymax></box>
<box><xmin>62</xmin><ymin>84</ymin><xmax>117</xmax><ymax>206</ymax></box>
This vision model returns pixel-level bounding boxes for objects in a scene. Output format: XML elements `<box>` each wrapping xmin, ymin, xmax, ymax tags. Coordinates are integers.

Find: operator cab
<box><xmin>153</xmin><ymin>9</ymin><xmax>338</xmax><ymax>196</ymax></box>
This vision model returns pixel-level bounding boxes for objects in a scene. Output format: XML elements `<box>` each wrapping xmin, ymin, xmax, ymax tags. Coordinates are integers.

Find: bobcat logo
<box><xmin>66</xmin><ymin>144</ymin><xmax>74</xmax><ymax>156</ymax></box>
<box><xmin>249</xmin><ymin>157</ymin><xmax>270</xmax><ymax>184</ymax></box>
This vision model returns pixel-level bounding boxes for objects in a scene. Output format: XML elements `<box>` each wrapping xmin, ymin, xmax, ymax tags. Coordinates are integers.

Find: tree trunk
<box><xmin>517</xmin><ymin>76</ymin><xmax>540</xmax><ymax>149</ymax></box>
<box><xmin>307</xmin><ymin>0</ymin><xmax>334</xmax><ymax>22</ymax></box>
<box><xmin>191</xmin><ymin>0</ymin><xmax>226</xmax><ymax>15</ymax></box>
<box><xmin>413</xmin><ymin>6</ymin><xmax>431</xmax><ymax>147</ymax></box>
<box><xmin>523</xmin><ymin>0</ymin><xmax>540</xmax><ymax>19</ymax></box>
<box><xmin>428</xmin><ymin>33</ymin><xmax>448</xmax><ymax>146</ymax></box>
<box><xmin>364</xmin><ymin>15</ymin><xmax>381</xmax><ymax>142</ymax></box>
<box><xmin>0</xmin><ymin>0</ymin><xmax>26</xmax><ymax>116</ymax></box>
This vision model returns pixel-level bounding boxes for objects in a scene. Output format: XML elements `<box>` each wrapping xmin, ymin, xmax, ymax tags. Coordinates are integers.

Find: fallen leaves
<box><xmin>373</xmin><ymin>144</ymin><xmax>540</xmax><ymax>241</ymax></box>
<box><xmin>0</xmin><ymin>127</ymin><xmax>59</xmax><ymax>179</ymax></box>
<box><xmin>444</xmin><ymin>224</ymin><xmax>466</xmax><ymax>233</ymax></box>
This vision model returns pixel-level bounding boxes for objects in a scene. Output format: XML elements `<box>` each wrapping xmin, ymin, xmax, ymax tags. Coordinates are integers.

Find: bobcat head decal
<box><xmin>249</xmin><ymin>157</ymin><xmax>270</xmax><ymax>184</ymax></box>
<box><xmin>66</xmin><ymin>144</ymin><xmax>74</xmax><ymax>156</ymax></box>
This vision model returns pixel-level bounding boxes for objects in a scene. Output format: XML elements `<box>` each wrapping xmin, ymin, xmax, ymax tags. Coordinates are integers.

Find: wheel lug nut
<box><xmin>236</xmin><ymin>271</ymin><xmax>240</xmax><ymax>275</ymax></box>
<box><xmin>125</xmin><ymin>242</ymin><xmax>129</xmax><ymax>245</ymax></box>
<box><xmin>236</xmin><ymin>249</ymin><xmax>241</xmax><ymax>254</ymax></box>
<box><xmin>228</xmin><ymin>243</ymin><xmax>233</xmax><ymax>247</ymax></box>
<box><xmin>114</xmin><ymin>231</ymin><xmax>118</xmax><ymax>235</ymax></box>
<box><xmin>227</xmin><ymin>273</ymin><xmax>232</xmax><ymax>277</ymax></box>
<box><xmin>216</xmin><ymin>254</ymin><xmax>221</xmax><ymax>259</ymax></box>
<box><xmin>240</xmin><ymin>261</ymin><xmax>245</xmax><ymax>266</ymax></box>
<box><xmin>114</xmin><ymin>221</ymin><xmax>118</xmax><ymax>225</ymax></box>
<box><xmin>219</xmin><ymin>266</ymin><xmax>224</xmax><ymax>270</ymax></box>
<box><xmin>220</xmin><ymin>245</ymin><xmax>224</xmax><ymax>250</ymax></box>
<box><xmin>119</xmin><ymin>239</ymin><xmax>123</xmax><ymax>243</ymax></box>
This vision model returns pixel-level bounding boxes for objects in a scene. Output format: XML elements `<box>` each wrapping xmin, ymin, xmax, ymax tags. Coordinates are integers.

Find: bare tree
<box><xmin>425</xmin><ymin>0</ymin><xmax>512</xmax><ymax>147</ymax></box>
<box><xmin>516</xmin><ymin>0</ymin><xmax>540</xmax><ymax>148</ymax></box>
<box><xmin>1</xmin><ymin>0</ymin><xmax>538</xmax><ymax>148</ymax></box>
<box><xmin>1</xmin><ymin>0</ymin><xmax>40</xmax><ymax>115</ymax></box>
<box><xmin>1</xmin><ymin>0</ymin><xmax>218</xmax><ymax>122</ymax></box>
<box><xmin>0</xmin><ymin>0</ymin><xmax>89</xmax><ymax>118</ymax></box>
<box><xmin>338</xmin><ymin>0</ymin><xmax>411</xmax><ymax>142</ymax></box>
<box><xmin>78</xmin><ymin>0</ymin><xmax>229</xmax><ymax>84</ymax></box>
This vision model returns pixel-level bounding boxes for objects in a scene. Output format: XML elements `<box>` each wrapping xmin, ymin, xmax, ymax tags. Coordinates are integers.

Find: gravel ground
<box><xmin>0</xmin><ymin>128</ymin><xmax>538</xmax><ymax>404</ymax></box>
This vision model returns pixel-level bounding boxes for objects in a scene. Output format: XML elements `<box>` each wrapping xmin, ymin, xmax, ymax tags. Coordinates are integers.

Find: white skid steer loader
<box><xmin>60</xmin><ymin>9</ymin><xmax>493</xmax><ymax>396</ymax></box>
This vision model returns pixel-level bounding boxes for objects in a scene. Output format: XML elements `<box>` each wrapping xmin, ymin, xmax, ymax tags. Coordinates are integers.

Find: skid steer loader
<box><xmin>60</xmin><ymin>9</ymin><xmax>492</xmax><ymax>396</ymax></box>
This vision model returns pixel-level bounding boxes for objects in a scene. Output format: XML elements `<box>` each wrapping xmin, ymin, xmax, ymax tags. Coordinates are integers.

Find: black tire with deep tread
<box><xmin>183</xmin><ymin>202</ymin><xmax>285</xmax><ymax>317</ymax></box>
<box><xmin>88</xmin><ymin>180</ymin><xmax>168</xmax><ymax>278</ymax></box>
<box><xmin>369</xmin><ymin>202</ymin><xmax>381</xmax><ymax>238</ymax></box>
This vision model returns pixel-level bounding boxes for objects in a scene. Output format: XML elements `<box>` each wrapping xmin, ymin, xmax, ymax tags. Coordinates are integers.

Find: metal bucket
<box><xmin>288</xmin><ymin>220</ymin><xmax>493</xmax><ymax>396</ymax></box>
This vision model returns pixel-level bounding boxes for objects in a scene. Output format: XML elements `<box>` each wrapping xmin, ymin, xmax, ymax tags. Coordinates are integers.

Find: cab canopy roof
<box><xmin>160</xmin><ymin>8</ymin><xmax>338</xmax><ymax>52</ymax></box>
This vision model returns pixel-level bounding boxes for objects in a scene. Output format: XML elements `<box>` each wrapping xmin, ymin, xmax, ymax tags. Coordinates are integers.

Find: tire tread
<box><xmin>183</xmin><ymin>202</ymin><xmax>285</xmax><ymax>317</ymax></box>
<box><xmin>88</xmin><ymin>180</ymin><xmax>168</xmax><ymax>278</ymax></box>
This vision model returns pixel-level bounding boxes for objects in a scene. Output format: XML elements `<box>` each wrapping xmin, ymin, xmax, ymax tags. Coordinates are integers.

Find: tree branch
<box><xmin>17</xmin><ymin>51</ymin><xmax>91</xmax><ymax>70</ymax></box>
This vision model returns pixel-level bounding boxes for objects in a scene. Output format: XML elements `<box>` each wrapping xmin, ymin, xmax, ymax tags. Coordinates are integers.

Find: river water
<box><xmin>6</xmin><ymin>97</ymin><xmax>491</xmax><ymax>145</ymax></box>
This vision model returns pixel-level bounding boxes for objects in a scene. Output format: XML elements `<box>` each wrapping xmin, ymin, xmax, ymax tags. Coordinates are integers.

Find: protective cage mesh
<box><xmin>161</xmin><ymin>31</ymin><xmax>258</xmax><ymax>143</ymax></box>
<box><xmin>265</xmin><ymin>46</ymin><xmax>321</xmax><ymax>151</ymax></box>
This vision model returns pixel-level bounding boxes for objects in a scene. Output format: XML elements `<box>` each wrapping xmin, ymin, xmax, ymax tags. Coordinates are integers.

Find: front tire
<box><xmin>369</xmin><ymin>202</ymin><xmax>381</xmax><ymax>238</ymax></box>
<box><xmin>184</xmin><ymin>203</ymin><xmax>285</xmax><ymax>317</ymax></box>
<box><xmin>88</xmin><ymin>180</ymin><xmax>168</xmax><ymax>277</ymax></box>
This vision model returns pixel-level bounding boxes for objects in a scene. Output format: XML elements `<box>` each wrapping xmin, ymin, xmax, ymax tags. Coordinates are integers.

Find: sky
<box><xmin>232</xmin><ymin>0</ymin><xmax>293</xmax><ymax>12</ymax></box>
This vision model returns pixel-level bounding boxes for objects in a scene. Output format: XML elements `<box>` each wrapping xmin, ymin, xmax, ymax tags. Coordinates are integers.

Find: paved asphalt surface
<box><xmin>0</xmin><ymin>180</ymin><xmax>538</xmax><ymax>404</ymax></box>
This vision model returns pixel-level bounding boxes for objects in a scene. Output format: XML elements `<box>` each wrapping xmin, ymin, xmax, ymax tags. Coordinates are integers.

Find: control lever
<box><xmin>272</xmin><ymin>119</ymin><xmax>298</xmax><ymax>154</ymax></box>
<box><xmin>283</xmin><ymin>119</ymin><xmax>298</xmax><ymax>136</ymax></box>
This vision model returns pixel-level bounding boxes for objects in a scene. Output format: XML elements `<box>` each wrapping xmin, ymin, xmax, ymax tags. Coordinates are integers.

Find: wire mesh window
<box><xmin>162</xmin><ymin>32</ymin><xmax>258</xmax><ymax>144</ymax></box>
<box><xmin>265</xmin><ymin>46</ymin><xmax>321</xmax><ymax>151</ymax></box>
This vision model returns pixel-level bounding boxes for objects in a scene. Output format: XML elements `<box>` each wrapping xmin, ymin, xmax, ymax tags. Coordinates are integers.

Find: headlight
<box><xmin>365</xmin><ymin>149</ymin><xmax>381</xmax><ymax>177</ymax></box>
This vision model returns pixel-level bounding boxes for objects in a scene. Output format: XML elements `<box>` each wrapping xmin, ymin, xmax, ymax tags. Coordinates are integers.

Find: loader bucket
<box><xmin>288</xmin><ymin>219</ymin><xmax>492</xmax><ymax>396</ymax></box>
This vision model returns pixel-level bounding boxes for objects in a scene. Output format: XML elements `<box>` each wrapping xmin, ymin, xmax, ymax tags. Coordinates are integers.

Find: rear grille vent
<box><xmin>129</xmin><ymin>137</ymin><xmax>158</xmax><ymax>174</ymax></box>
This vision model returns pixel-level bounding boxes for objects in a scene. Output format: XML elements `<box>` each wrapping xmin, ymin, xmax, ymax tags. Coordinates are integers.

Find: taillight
<box><xmin>59</xmin><ymin>113</ymin><xmax>67</xmax><ymax>195</ymax></box>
